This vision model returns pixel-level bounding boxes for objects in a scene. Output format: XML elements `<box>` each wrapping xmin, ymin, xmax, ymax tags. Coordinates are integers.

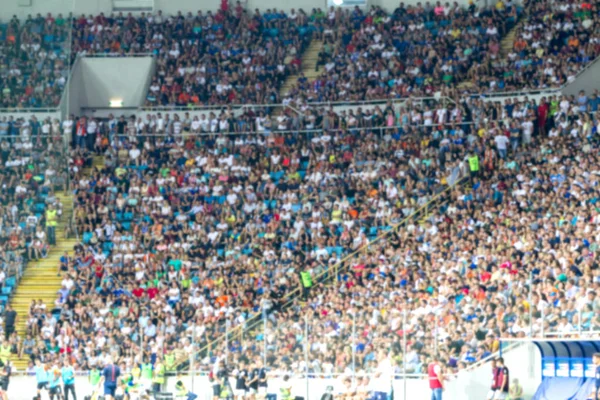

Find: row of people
<box><xmin>1</xmin><ymin>91</ymin><xmax>596</xmax><ymax>376</ymax></box>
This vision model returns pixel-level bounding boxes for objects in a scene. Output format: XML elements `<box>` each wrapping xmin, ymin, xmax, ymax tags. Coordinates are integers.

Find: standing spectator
<box><xmin>487</xmin><ymin>359</ymin><xmax>499</xmax><ymax>400</ymax></box>
<box><xmin>61</xmin><ymin>359</ymin><xmax>76</xmax><ymax>400</ymax></box>
<box><xmin>592</xmin><ymin>353</ymin><xmax>600</xmax><ymax>400</ymax></box>
<box><xmin>152</xmin><ymin>356</ymin><xmax>165</xmax><ymax>394</ymax></box>
<box><xmin>428</xmin><ymin>355</ymin><xmax>444</xmax><ymax>400</ymax></box>
<box><xmin>34</xmin><ymin>360</ymin><xmax>49</xmax><ymax>400</ymax></box>
<box><xmin>45</xmin><ymin>204</ymin><xmax>57</xmax><ymax>245</ymax></box>
<box><xmin>0</xmin><ymin>360</ymin><xmax>11</xmax><ymax>398</ymax></box>
<box><xmin>509</xmin><ymin>378</ymin><xmax>523</xmax><ymax>400</ymax></box>
<box><xmin>48</xmin><ymin>366</ymin><xmax>61</xmax><ymax>400</ymax></box>
<box><xmin>74</xmin><ymin>117</ymin><xmax>87</xmax><ymax>149</ymax></box>
<box><xmin>3</xmin><ymin>306</ymin><xmax>16</xmax><ymax>341</ymax></box>
<box><xmin>495</xmin><ymin>358</ymin><xmax>509</xmax><ymax>400</ymax></box>
<box><xmin>101</xmin><ymin>358</ymin><xmax>121</xmax><ymax>400</ymax></box>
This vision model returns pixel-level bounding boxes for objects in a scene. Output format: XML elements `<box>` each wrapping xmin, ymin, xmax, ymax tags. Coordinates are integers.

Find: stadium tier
<box><xmin>0</xmin><ymin>1</ymin><xmax>600</xmax><ymax>400</ymax></box>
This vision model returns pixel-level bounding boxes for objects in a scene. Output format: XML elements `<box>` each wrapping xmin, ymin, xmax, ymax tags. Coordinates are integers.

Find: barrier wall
<box><xmin>5</xmin><ymin>374</ymin><xmax>429</xmax><ymax>400</ymax></box>
<box><xmin>5</xmin><ymin>343</ymin><xmax>537</xmax><ymax>400</ymax></box>
<box><xmin>68</xmin><ymin>57</ymin><xmax>155</xmax><ymax>112</ymax></box>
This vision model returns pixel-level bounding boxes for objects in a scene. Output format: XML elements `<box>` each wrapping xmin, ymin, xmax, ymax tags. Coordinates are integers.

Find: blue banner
<box><xmin>569</xmin><ymin>358</ymin><xmax>585</xmax><ymax>378</ymax></box>
<box><xmin>584</xmin><ymin>360</ymin><xmax>596</xmax><ymax>378</ymax></box>
<box><xmin>556</xmin><ymin>358</ymin><xmax>570</xmax><ymax>377</ymax></box>
<box><xmin>542</xmin><ymin>359</ymin><xmax>556</xmax><ymax>377</ymax></box>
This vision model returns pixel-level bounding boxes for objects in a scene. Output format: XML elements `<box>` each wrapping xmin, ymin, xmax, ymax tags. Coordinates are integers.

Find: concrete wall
<box><xmin>1</xmin><ymin>0</ymin><xmax>473</xmax><ymax>20</ymax></box>
<box><xmin>447</xmin><ymin>342</ymin><xmax>542</xmax><ymax>400</ymax></box>
<box><xmin>68</xmin><ymin>56</ymin><xmax>155</xmax><ymax>111</ymax></box>
<box><xmin>562</xmin><ymin>58</ymin><xmax>600</xmax><ymax>97</ymax></box>
<box><xmin>5</xmin><ymin>343</ymin><xmax>540</xmax><ymax>400</ymax></box>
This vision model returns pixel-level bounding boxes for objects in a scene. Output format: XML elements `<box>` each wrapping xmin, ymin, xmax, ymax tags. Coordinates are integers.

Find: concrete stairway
<box><xmin>457</xmin><ymin>23</ymin><xmax>521</xmax><ymax>91</ymax></box>
<box><xmin>8</xmin><ymin>156</ymin><xmax>103</xmax><ymax>370</ymax></box>
<box><xmin>9</xmin><ymin>191</ymin><xmax>76</xmax><ymax>370</ymax></box>
<box><xmin>279</xmin><ymin>39</ymin><xmax>323</xmax><ymax>99</ymax></box>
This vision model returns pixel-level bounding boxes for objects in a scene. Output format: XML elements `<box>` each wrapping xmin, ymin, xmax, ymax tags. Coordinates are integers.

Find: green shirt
<box><xmin>153</xmin><ymin>364</ymin><xmax>165</xmax><ymax>384</ymax></box>
<box><xmin>90</xmin><ymin>370</ymin><xmax>102</xmax><ymax>385</ymax></box>
<box><xmin>300</xmin><ymin>271</ymin><xmax>313</xmax><ymax>288</ymax></box>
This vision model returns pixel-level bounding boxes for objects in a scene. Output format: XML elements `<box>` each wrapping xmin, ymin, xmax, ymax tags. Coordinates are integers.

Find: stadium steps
<box><xmin>457</xmin><ymin>21</ymin><xmax>522</xmax><ymax>91</ymax></box>
<box><xmin>9</xmin><ymin>191</ymin><xmax>76</xmax><ymax>370</ymax></box>
<box><xmin>279</xmin><ymin>39</ymin><xmax>323</xmax><ymax>99</ymax></box>
<box><xmin>499</xmin><ymin>24</ymin><xmax>520</xmax><ymax>58</ymax></box>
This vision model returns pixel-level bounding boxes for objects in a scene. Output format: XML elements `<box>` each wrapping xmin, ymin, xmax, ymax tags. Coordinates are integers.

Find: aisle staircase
<box><xmin>8</xmin><ymin>156</ymin><xmax>104</xmax><ymax>369</ymax></box>
<box><xmin>9</xmin><ymin>191</ymin><xmax>76</xmax><ymax>370</ymax></box>
<box><xmin>457</xmin><ymin>22</ymin><xmax>521</xmax><ymax>91</ymax></box>
<box><xmin>279</xmin><ymin>39</ymin><xmax>323</xmax><ymax>100</ymax></box>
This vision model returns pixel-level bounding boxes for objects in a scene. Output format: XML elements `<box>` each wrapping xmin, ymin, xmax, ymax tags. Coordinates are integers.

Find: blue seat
<box><xmin>5</xmin><ymin>277</ymin><xmax>16</xmax><ymax>288</ymax></box>
<box><xmin>1</xmin><ymin>286</ymin><xmax>11</xmax><ymax>295</ymax></box>
<box><xmin>83</xmin><ymin>232</ymin><xmax>93</xmax><ymax>244</ymax></box>
<box><xmin>122</xmin><ymin>222</ymin><xmax>131</xmax><ymax>231</ymax></box>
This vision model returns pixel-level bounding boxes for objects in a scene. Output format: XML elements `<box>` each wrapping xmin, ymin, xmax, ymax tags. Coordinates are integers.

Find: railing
<box><xmin>177</xmin><ymin>175</ymin><xmax>470</xmax><ymax>370</ymax></box>
<box><xmin>138</xmin><ymin>96</ymin><xmax>454</xmax><ymax>113</ymax></box>
<box><xmin>108</xmin><ymin>122</ymin><xmax>485</xmax><ymax>139</ymax></box>
<box><xmin>77</xmin><ymin>52</ymin><xmax>154</xmax><ymax>58</ymax></box>
<box><xmin>0</xmin><ymin>107</ymin><xmax>60</xmax><ymax>113</ymax></box>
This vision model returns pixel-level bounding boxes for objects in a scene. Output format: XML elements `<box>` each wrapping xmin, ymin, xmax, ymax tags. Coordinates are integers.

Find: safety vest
<box><xmin>428</xmin><ymin>362</ymin><xmax>443</xmax><ymax>390</ymax></box>
<box><xmin>165</xmin><ymin>353</ymin><xmax>175</xmax><ymax>371</ymax></box>
<box><xmin>280</xmin><ymin>386</ymin><xmax>292</xmax><ymax>400</ymax></box>
<box><xmin>300</xmin><ymin>271</ymin><xmax>313</xmax><ymax>288</ymax></box>
<box><xmin>131</xmin><ymin>366</ymin><xmax>141</xmax><ymax>380</ymax></box>
<box><xmin>141</xmin><ymin>363</ymin><xmax>153</xmax><ymax>380</ymax></box>
<box><xmin>90</xmin><ymin>369</ymin><xmax>101</xmax><ymax>385</ymax></box>
<box><xmin>153</xmin><ymin>363</ymin><xmax>165</xmax><ymax>384</ymax></box>
<box><xmin>46</xmin><ymin>209</ymin><xmax>58</xmax><ymax>227</ymax></box>
<box><xmin>176</xmin><ymin>382</ymin><xmax>187</xmax><ymax>397</ymax></box>
<box><xmin>468</xmin><ymin>155</ymin><xmax>479</xmax><ymax>172</ymax></box>
<box><xmin>0</xmin><ymin>345</ymin><xmax>10</xmax><ymax>362</ymax></box>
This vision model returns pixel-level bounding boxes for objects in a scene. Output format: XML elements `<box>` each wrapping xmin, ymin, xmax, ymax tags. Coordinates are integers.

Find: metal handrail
<box><xmin>78</xmin><ymin>53</ymin><xmax>154</xmax><ymax>58</ymax></box>
<box><xmin>176</xmin><ymin>175</ymin><xmax>469</xmax><ymax>369</ymax></box>
<box><xmin>138</xmin><ymin>96</ymin><xmax>453</xmax><ymax>113</ymax></box>
<box><xmin>105</xmin><ymin>118</ymin><xmax>495</xmax><ymax>139</ymax></box>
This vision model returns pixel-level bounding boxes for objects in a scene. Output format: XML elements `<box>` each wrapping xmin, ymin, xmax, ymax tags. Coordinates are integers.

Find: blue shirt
<box><xmin>49</xmin><ymin>372</ymin><xmax>61</xmax><ymax>388</ymax></box>
<box><xmin>62</xmin><ymin>366</ymin><xmax>75</xmax><ymax>385</ymax></box>
<box><xmin>35</xmin><ymin>366</ymin><xmax>48</xmax><ymax>383</ymax></box>
<box><xmin>102</xmin><ymin>364</ymin><xmax>121</xmax><ymax>385</ymax></box>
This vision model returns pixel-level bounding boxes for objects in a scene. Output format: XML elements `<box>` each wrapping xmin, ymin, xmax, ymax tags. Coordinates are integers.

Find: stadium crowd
<box><xmin>2</xmin><ymin>0</ymin><xmax>600</xmax><ymax>111</ymax></box>
<box><xmin>468</xmin><ymin>0</ymin><xmax>600</xmax><ymax>92</ymax></box>
<box><xmin>70</xmin><ymin>5</ymin><xmax>315</xmax><ymax>107</ymax></box>
<box><xmin>284</xmin><ymin>2</ymin><xmax>519</xmax><ymax>103</ymax></box>
<box><xmin>0</xmin><ymin>1</ymin><xmax>600</xmax><ymax>399</ymax></box>
<box><xmin>0</xmin><ymin>90</ymin><xmax>595</xmax><ymax>387</ymax></box>
<box><xmin>0</xmin><ymin>13</ymin><xmax>71</xmax><ymax>108</ymax></box>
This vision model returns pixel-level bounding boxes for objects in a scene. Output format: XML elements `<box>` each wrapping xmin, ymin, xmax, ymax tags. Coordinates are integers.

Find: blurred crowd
<box><xmin>0</xmin><ymin>90</ymin><xmax>596</xmax><ymax>382</ymax></box>
<box><xmin>2</xmin><ymin>0</ymin><xmax>600</xmax><ymax>109</ymax></box>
